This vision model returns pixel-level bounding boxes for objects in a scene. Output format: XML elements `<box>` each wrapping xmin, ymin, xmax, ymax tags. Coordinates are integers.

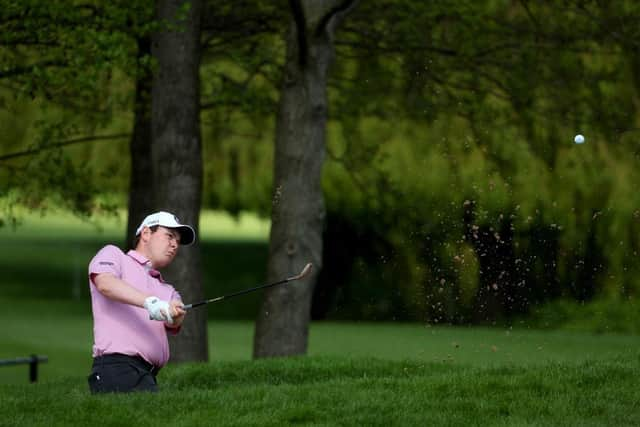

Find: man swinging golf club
<box><xmin>87</xmin><ymin>211</ymin><xmax>195</xmax><ymax>393</ymax></box>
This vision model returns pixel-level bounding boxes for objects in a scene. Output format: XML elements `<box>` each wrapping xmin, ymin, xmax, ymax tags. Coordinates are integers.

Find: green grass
<box><xmin>1</xmin><ymin>298</ymin><xmax>637</xmax><ymax>383</ymax></box>
<box><xmin>1</xmin><ymin>355</ymin><xmax>639</xmax><ymax>426</ymax></box>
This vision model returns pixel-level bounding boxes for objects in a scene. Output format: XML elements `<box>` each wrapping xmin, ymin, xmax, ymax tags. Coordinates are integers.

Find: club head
<box><xmin>293</xmin><ymin>263</ymin><xmax>313</xmax><ymax>280</ymax></box>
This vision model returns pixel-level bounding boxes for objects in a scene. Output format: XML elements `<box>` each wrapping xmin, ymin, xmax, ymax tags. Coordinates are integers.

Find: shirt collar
<box><xmin>127</xmin><ymin>249</ymin><xmax>149</xmax><ymax>265</ymax></box>
<box><xmin>127</xmin><ymin>250</ymin><xmax>164</xmax><ymax>281</ymax></box>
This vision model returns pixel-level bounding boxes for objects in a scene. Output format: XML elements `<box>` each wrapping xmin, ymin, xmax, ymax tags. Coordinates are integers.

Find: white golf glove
<box><xmin>144</xmin><ymin>296</ymin><xmax>174</xmax><ymax>324</ymax></box>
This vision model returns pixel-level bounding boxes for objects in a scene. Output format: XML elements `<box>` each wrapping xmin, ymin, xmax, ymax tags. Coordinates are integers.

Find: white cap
<box><xmin>135</xmin><ymin>211</ymin><xmax>196</xmax><ymax>246</ymax></box>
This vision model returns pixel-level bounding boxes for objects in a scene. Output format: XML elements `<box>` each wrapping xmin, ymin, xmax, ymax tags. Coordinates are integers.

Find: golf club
<box><xmin>182</xmin><ymin>262</ymin><xmax>313</xmax><ymax>310</ymax></box>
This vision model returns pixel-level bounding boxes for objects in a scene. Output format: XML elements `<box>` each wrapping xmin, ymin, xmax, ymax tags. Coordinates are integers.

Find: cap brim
<box><xmin>176</xmin><ymin>225</ymin><xmax>196</xmax><ymax>246</ymax></box>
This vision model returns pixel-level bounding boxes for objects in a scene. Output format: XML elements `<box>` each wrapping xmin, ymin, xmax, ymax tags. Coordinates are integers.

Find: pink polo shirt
<box><xmin>88</xmin><ymin>245</ymin><xmax>182</xmax><ymax>367</ymax></box>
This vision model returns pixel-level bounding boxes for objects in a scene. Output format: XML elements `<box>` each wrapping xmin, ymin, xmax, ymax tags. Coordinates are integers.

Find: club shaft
<box><xmin>183</xmin><ymin>263</ymin><xmax>312</xmax><ymax>310</ymax></box>
<box><xmin>183</xmin><ymin>278</ymin><xmax>290</xmax><ymax>310</ymax></box>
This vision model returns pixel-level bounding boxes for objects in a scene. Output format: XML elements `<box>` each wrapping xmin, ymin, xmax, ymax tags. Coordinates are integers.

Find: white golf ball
<box><xmin>574</xmin><ymin>134</ymin><xmax>585</xmax><ymax>144</ymax></box>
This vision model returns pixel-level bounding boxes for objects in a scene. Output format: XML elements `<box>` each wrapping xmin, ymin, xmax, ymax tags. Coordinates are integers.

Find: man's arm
<box><xmin>92</xmin><ymin>273</ymin><xmax>184</xmax><ymax>324</ymax></box>
<box><xmin>92</xmin><ymin>273</ymin><xmax>148</xmax><ymax>307</ymax></box>
<box><xmin>166</xmin><ymin>300</ymin><xmax>186</xmax><ymax>329</ymax></box>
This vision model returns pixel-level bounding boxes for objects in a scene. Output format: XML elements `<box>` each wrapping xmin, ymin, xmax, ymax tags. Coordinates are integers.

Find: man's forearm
<box><xmin>92</xmin><ymin>273</ymin><xmax>149</xmax><ymax>307</ymax></box>
<box><xmin>165</xmin><ymin>300</ymin><xmax>186</xmax><ymax>328</ymax></box>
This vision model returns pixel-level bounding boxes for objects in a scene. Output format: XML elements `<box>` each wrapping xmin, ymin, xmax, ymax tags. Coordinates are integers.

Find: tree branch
<box><xmin>314</xmin><ymin>0</ymin><xmax>357</xmax><ymax>37</ymax></box>
<box><xmin>0</xmin><ymin>134</ymin><xmax>130</xmax><ymax>162</ymax></box>
<box><xmin>289</xmin><ymin>0</ymin><xmax>308</xmax><ymax>67</ymax></box>
<box><xmin>0</xmin><ymin>60</ymin><xmax>67</xmax><ymax>80</ymax></box>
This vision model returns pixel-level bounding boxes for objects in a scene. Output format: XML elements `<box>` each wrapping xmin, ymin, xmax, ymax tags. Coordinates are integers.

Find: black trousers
<box><xmin>88</xmin><ymin>353</ymin><xmax>161</xmax><ymax>393</ymax></box>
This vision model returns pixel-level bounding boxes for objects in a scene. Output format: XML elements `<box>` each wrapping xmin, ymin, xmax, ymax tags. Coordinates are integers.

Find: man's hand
<box><xmin>144</xmin><ymin>296</ymin><xmax>173</xmax><ymax>324</ymax></box>
<box><xmin>167</xmin><ymin>300</ymin><xmax>186</xmax><ymax>328</ymax></box>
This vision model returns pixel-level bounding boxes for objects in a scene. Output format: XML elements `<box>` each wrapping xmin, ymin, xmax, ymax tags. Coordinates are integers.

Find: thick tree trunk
<box><xmin>126</xmin><ymin>36</ymin><xmax>154</xmax><ymax>248</ymax></box>
<box><xmin>151</xmin><ymin>0</ymin><xmax>207</xmax><ymax>363</ymax></box>
<box><xmin>253</xmin><ymin>0</ymin><xmax>356</xmax><ymax>358</ymax></box>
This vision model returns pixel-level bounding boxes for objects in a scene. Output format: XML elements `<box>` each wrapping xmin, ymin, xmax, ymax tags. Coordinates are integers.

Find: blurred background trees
<box><xmin>1</xmin><ymin>0</ymin><xmax>638</xmax><ymax>350</ymax></box>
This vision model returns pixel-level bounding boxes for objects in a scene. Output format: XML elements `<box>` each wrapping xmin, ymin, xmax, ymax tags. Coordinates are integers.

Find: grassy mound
<box><xmin>2</xmin><ymin>355</ymin><xmax>639</xmax><ymax>426</ymax></box>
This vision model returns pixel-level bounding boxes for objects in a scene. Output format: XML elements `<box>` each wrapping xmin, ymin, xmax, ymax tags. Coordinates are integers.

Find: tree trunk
<box><xmin>253</xmin><ymin>0</ymin><xmax>356</xmax><ymax>358</ymax></box>
<box><xmin>151</xmin><ymin>0</ymin><xmax>207</xmax><ymax>363</ymax></box>
<box><xmin>126</xmin><ymin>36</ymin><xmax>154</xmax><ymax>248</ymax></box>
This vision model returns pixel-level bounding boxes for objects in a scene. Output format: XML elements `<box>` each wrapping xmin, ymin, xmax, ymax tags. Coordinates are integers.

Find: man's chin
<box><xmin>155</xmin><ymin>257</ymin><xmax>174</xmax><ymax>269</ymax></box>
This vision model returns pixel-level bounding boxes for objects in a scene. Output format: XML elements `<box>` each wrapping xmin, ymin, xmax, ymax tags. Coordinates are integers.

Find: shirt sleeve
<box><xmin>170</xmin><ymin>288</ymin><xmax>182</xmax><ymax>302</ymax></box>
<box><xmin>88</xmin><ymin>245</ymin><xmax>123</xmax><ymax>284</ymax></box>
<box><xmin>165</xmin><ymin>286</ymin><xmax>183</xmax><ymax>335</ymax></box>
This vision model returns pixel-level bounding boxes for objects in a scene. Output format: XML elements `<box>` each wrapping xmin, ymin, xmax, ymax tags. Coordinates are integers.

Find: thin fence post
<box><xmin>0</xmin><ymin>355</ymin><xmax>47</xmax><ymax>383</ymax></box>
<box><xmin>29</xmin><ymin>355</ymin><xmax>38</xmax><ymax>383</ymax></box>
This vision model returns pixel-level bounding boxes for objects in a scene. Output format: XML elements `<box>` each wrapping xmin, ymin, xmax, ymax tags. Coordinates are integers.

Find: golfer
<box><xmin>86</xmin><ymin>211</ymin><xmax>195</xmax><ymax>393</ymax></box>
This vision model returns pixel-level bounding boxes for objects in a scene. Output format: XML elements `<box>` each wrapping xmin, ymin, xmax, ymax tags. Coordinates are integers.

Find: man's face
<box><xmin>144</xmin><ymin>226</ymin><xmax>181</xmax><ymax>268</ymax></box>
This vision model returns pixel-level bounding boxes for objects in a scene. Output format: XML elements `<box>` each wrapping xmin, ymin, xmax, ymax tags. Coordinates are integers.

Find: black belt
<box><xmin>94</xmin><ymin>353</ymin><xmax>161</xmax><ymax>376</ymax></box>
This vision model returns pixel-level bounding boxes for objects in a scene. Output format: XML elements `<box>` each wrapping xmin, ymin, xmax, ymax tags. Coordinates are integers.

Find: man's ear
<box><xmin>140</xmin><ymin>226</ymin><xmax>152</xmax><ymax>243</ymax></box>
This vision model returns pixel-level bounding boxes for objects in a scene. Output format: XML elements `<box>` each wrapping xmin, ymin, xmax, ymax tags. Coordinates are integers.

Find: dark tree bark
<box><xmin>151</xmin><ymin>0</ymin><xmax>207</xmax><ymax>363</ymax></box>
<box><xmin>126</xmin><ymin>36</ymin><xmax>154</xmax><ymax>247</ymax></box>
<box><xmin>253</xmin><ymin>0</ymin><xmax>357</xmax><ymax>358</ymax></box>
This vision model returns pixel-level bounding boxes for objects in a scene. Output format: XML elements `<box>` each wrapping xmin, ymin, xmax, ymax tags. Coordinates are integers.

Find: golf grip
<box><xmin>183</xmin><ymin>263</ymin><xmax>312</xmax><ymax>310</ymax></box>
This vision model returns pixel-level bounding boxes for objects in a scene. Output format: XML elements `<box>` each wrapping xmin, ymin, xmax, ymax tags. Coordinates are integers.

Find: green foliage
<box><xmin>0</xmin><ymin>115</ymin><xmax>126</xmax><ymax>225</ymax></box>
<box><xmin>201</xmin><ymin>111</ymin><xmax>275</xmax><ymax>216</ymax></box>
<box><xmin>0</xmin><ymin>0</ymin><xmax>154</xmax><ymax>223</ymax></box>
<box><xmin>1</xmin><ymin>0</ymin><xmax>148</xmax><ymax>115</ymax></box>
<box><xmin>319</xmin><ymin>108</ymin><xmax>640</xmax><ymax>321</ymax></box>
<box><xmin>310</xmin><ymin>0</ymin><xmax>640</xmax><ymax>322</ymax></box>
<box><xmin>2</xmin><ymin>0</ymin><xmax>640</xmax><ymax>324</ymax></box>
<box><xmin>525</xmin><ymin>297</ymin><xmax>640</xmax><ymax>334</ymax></box>
<box><xmin>198</xmin><ymin>2</ymin><xmax>286</xmax><ymax>216</ymax></box>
